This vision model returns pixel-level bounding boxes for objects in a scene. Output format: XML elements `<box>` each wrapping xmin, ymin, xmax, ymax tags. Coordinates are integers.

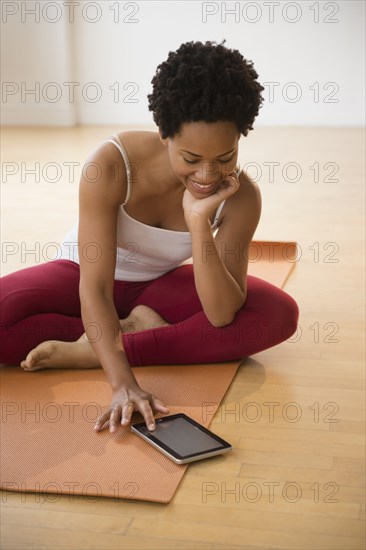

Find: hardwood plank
<box><xmin>0</xmin><ymin>525</ymin><xmax>212</xmax><ymax>549</ymax></box>
<box><xmin>174</xmin><ymin>476</ymin><xmax>360</xmax><ymax>520</ymax></box>
<box><xmin>236</xmin><ymin>463</ymin><xmax>364</xmax><ymax>489</ymax></box>
<box><xmin>236</xmin><ymin>436</ymin><xmax>365</xmax><ymax>459</ymax></box>
<box><xmin>128</xmin><ymin>518</ymin><xmax>364</xmax><ymax>549</ymax></box>
<box><xmin>1</xmin><ymin>506</ymin><xmax>132</xmax><ymax>533</ymax></box>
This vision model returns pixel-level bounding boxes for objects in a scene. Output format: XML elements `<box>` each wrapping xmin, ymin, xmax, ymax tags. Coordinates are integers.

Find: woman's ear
<box><xmin>158</xmin><ymin>129</ymin><xmax>167</xmax><ymax>146</ymax></box>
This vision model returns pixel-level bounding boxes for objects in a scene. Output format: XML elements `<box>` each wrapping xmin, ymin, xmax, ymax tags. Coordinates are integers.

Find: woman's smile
<box><xmin>187</xmin><ymin>177</ymin><xmax>221</xmax><ymax>194</ymax></box>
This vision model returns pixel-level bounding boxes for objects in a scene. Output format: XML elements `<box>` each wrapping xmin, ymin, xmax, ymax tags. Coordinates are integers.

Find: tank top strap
<box><xmin>211</xmin><ymin>167</ymin><xmax>241</xmax><ymax>227</ymax></box>
<box><xmin>213</xmin><ymin>200</ymin><xmax>227</xmax><ymax>226</ymax></box>
<box><xmin>104</xmin><ymin>134</ymin><xmax>132</xmax><ymax>205</ymax></box>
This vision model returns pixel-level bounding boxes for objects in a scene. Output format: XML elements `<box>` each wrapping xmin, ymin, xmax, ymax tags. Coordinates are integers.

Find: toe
<box><xmin>20</xmin><ymin>363</ymin><xmax>33</xmax><ymax>371</ymax></box>
<box><xmin>25</xmin><ymin>350</ymin><xmax>35</xmax><ymax>367</ymax></box>
<box><xmin>20</xmin><ymin>357</ymin><xmax>32</xmax><ymax>370</ymax></box>
<box><xmin>20</xmin><ymin>357</ymin><xmax>30</xmax><ymax>369</ymax></box>
<box><xmin>21</xmin><ymin>347</ymin><xmax>41</xmax><ymax>370</ymax></box>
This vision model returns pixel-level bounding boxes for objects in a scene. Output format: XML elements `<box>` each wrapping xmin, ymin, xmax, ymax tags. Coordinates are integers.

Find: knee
<box><xmin>275</xmin><ymin>291</ymin><xmax>300</xmax><ymax>341</ymax></box>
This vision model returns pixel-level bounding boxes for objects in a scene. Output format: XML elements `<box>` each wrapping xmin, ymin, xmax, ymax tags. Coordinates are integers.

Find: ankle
<box><xmin>120</xmin><ymin>314</ymin><xmax>140</xmax><ymax>333</ymax></box>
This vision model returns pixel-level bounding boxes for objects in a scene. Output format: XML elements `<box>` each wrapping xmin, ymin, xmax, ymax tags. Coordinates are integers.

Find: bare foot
<box><xmin>126</xmin><ymin>305</ymin><xmax>171</xmax><ymax>332</ymax></box>
<box><xmin>20</xmin><ymin>340</ymin><xmax>100</xmax><ymax>372</ymax></box>
<box><xmin>20</xmin><ymin>305</ymin><xmax>170</xmax><ymax>372</ymax></box>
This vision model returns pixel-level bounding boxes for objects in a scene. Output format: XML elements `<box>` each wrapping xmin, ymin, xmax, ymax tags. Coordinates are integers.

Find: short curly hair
<box><xmin>147</xmin><ymin>39</ymin><xmax>265</xmax><ymax>139</ymax></box>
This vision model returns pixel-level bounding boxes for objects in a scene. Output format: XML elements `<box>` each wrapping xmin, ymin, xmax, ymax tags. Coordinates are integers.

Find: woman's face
<box><xmin>160</xmin><ymin>120</ymin><xmax>240</xmax><ymax>197</ymax></box>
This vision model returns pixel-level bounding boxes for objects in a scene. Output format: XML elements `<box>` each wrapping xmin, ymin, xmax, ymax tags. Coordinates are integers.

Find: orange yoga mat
<box><xmin>0</xmin><ymin>241</ymin><xmax>297</xmax><ymax>504</ymax></box>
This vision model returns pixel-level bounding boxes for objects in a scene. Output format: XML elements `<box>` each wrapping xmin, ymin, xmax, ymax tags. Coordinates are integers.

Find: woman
<box><xmin>0</xmin><ymin>40</ymin><xmax>299</xmax><ymax>434</ymax></box>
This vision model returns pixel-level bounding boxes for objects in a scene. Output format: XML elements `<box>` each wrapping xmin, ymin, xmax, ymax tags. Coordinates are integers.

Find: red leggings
<box><xmin>0</xmin><ymin>259</ymin><xmax>299</xmax><ymax>367</ymax></box>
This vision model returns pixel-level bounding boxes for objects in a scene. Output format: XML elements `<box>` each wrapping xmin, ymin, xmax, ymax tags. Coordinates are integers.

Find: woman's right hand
<box><xmin>94</xmin><ymin>381</ymin><xmax>170</xmax><ymax>434</ymax></box>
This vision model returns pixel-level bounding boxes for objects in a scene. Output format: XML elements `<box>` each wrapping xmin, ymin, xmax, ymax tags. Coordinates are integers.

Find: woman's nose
<box><xmin>194</xmin><ymin>166</ymin><xmax>221</xmax><ymax>184</ymax></box>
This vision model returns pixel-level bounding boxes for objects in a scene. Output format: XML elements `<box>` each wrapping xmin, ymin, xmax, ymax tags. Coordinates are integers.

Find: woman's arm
<box><xmin>79</xmin><ymin>289</ymin><xmax>135</xmax><ymax>389</ymax></box>
<box><xmin>189</xmin><ymin>173</ymin><xmax>262</xmax><ymax>327</ymax></box>
<box><xmin>78</xmin><ymin>144</ymin><xmax>132</xmax><ymax>386</ymax></box>
<box><xmin>78</xmin><ymin>144</ymin><xmax>169</xmax><ymax>431</ymax></box>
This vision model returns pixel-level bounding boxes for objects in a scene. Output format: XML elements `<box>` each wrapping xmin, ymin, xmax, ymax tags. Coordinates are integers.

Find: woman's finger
<box><xmin>94</xmin><ymin>409</ymin><xmax>110</xmax><ymax>431</ymax></box>
<box><xmin>138</xmin><ymin>398</ymin><xmax>157</xmax><ymax>431</ymax></box>
<box><xmin>151</xmin><ymin>396</ymin><xmax>170</xmax><ymax>413</ymax></box>
<box><xmin>224</xmin><ymin>174</ymin><xmax>240</xmax><ymax>195</ymax></box>
<box><xmin>109</xmin><ymin>404</ymin><xmax>120</xmax><ymax>433</ymax></box>
<box><xmin>121</xmin><ymin>402</ymin><xmax>134</xmax><ymax>426</ymax></box>
<box><xmin>94</xmin><ymin>394</ymin><xmax>169</xmax><ymax>434</ymax></box>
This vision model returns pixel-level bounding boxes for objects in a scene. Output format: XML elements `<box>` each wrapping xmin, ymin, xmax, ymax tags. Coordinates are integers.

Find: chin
<box><xmin>191</xmin><ymin>189</ymin><xmax>216</xmax><ymax>198</ymax></box>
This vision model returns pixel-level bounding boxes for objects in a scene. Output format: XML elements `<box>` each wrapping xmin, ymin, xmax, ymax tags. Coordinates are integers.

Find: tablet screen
<box><xmin>133</xmin><ymin>413</ymin><xmax>231</xmax><ymax>461</ymax></box>
<box><xmin>139</xmin><ymin>417</ymin><xmax>224</xmax><ymax>457</ymax></box>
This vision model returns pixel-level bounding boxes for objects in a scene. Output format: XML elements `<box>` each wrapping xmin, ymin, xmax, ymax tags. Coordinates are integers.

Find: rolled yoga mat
<box><xmin>0</xmin><ymin>241</ymin><xmax>297</xmax><ymax>503</ymax></box>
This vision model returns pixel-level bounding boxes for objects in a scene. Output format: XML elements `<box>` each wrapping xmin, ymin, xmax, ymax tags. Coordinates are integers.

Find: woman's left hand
<box><xmin>182</xmin><ymin>170</ymin><xmax>240</xmax><ymax>228</ymax></box>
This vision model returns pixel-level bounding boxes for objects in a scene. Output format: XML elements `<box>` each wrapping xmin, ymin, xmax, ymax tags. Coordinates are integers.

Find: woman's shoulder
<box><xmin>235</xmin><ymin>169</ymin><xmax>262</xmax><ymax>209</ymax></box>
<box><xmin>114</xmin><ymin>131</ymin><xmax>163</xmax><ymax>180</ymax></box>
<box><xmin>115</xmin><ymin>129</ymin><xmax>158</xmax><ymax>143</ymax></box>
<box><xmin>89</xmin><ymin>130</ymin><xmax>160</xmax><ymax>169</ymax></box>
<box><xmin>214</xmin><ymin>169</ymin><xmax>261</xmax><ymax>230</ymax></box>
<box><xmin>114</xmin><ymin>130</ymin><xmax>160</xmax><ymax>161</ymax></box>
<box><xmin>238</xmin><ymin>168</ymin><xmax>259</xmax><ymax>189</ymax></box>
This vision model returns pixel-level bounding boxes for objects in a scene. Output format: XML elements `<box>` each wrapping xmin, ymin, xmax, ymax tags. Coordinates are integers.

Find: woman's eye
<box><xmin>220</xmin><ymin>156</ymin><xmax>235</xmax><ymax>164</ymax></box>
<box><xmin>183</xmin><ymin>155</ymin><xmax>234</xmax><ymax>164</ymax></box>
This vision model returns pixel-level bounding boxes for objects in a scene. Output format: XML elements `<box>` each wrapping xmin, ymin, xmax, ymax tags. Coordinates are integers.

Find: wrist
<box><xmin>186</xmin><ymin>215</ymin><xmax>211</xmax><ymax>233</ymax></box>
<box><xmin>103</xmin><ymin>354</ymin><xmax>137</xmax><ymax>391</ymax></box>
<box><xmin>111</xmin><ymin>377</ymin><xmax>137</xmax><ymax>393</ymax></box>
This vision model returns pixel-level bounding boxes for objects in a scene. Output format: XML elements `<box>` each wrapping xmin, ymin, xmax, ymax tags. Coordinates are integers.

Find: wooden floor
<box><xmin>1</xmin><ymin>126</ymin><xmax>365</xmax><ymax>549</ymax></box>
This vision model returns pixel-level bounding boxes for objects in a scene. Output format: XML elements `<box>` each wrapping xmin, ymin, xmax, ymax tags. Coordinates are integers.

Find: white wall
<box><xmin>1</xmin><ymin>1</ymin><xmax>76</xmax><ymax>125</ymax></box>
<box><xmin>1</xmin><ymin>0</ymin><xmax>364</xmax><ymax>127</ymax></box>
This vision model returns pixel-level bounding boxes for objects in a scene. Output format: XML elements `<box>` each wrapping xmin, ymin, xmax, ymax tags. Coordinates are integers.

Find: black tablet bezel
<box><xmin>130</xmin><ymin>413</ymin><xmax>231</xmax><ymax>461</ymax></box>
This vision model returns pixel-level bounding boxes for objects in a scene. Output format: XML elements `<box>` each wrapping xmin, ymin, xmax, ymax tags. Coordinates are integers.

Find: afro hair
<box><xmin>147</xmin><ymin>39</ymin><xmax>265</xmax><ymax>139</ymax></box>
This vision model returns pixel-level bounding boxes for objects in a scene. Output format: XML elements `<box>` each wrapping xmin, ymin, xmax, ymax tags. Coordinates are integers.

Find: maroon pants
<box><xmin>0</xmin><ymin>260</ymin><xmax>299</xmax><ymax>367</ymax></box>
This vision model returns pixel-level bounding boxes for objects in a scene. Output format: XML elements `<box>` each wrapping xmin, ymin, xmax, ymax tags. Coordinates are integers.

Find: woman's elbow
<box><xmin>208</xmin><ymin>289</ymin><xmax>247</xmax><ymax>328</ymax></box>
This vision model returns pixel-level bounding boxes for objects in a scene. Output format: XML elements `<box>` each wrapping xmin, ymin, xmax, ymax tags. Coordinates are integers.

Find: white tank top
<box><xmin>57</xmin><ymin>134</ymin><xmax>228</xmax><ymax>282</ymax></box>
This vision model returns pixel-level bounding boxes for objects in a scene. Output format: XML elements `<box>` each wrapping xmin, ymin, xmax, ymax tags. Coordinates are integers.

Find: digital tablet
<box><xmin>130</xmin><ymin>413</ymin><xmax>232</xmax><ymax>464</ymax></box>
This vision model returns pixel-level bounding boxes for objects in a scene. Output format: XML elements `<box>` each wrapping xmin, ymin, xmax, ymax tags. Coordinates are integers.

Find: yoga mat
<box><xmin>247</xmin><ymin>240</ymin><xmax>297</xmax><ymax>287</ymax></box>
<box><xmin>0</xmin><ymin>241</ymin><xmax>297</xmax><ymax>504</ymax></box>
